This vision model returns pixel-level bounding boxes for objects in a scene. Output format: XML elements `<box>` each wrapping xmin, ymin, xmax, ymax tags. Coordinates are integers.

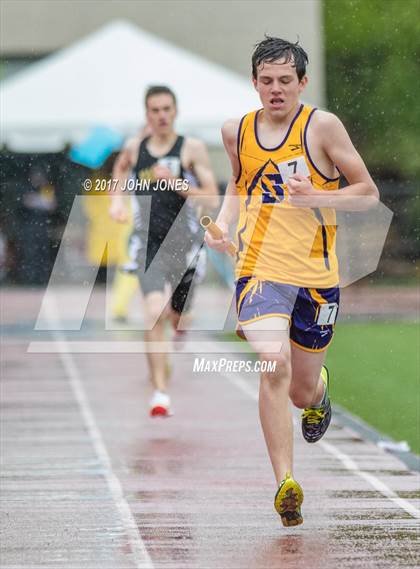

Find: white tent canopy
<box><xmin>0</xmin><ymin>20</ymin><xmax>260</xmax><ymax>151</ymax></box>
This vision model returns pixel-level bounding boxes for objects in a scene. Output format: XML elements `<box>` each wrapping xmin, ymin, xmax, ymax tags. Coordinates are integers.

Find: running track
<box><xmin>1</xmin><ymin>286</ymin><xmax>419</xmax><ymax>568</ymax></box>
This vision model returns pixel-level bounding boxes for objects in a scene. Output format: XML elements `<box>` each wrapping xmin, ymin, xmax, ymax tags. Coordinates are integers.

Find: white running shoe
<box><xmin>149</xmin><ymin>391</ymin><xmax>172</xmax><ymax>417</ymax></box>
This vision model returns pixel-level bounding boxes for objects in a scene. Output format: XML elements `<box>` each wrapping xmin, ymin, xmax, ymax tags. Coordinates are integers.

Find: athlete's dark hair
<box><xmin>252</xmin><ymin>36</ymin><xmax>308</xmax><ymax>80</ymax></box>
<box><xmin>144</xmin><ymin>85</ymin><xmax>177</xmax><ymax>107</ymax></box>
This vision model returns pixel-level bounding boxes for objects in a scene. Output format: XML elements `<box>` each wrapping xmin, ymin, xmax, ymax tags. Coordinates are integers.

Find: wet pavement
<box><xmin>1</xmin><ymin>286</ymin><xmax>419</xmax><ymax>568</ymax></box>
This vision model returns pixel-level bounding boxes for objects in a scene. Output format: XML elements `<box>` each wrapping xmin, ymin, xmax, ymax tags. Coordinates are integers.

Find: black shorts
<box><xmin>122</xmin><ymin>231</ymin><xmax>206</xmax><ymax>314</ymax></box>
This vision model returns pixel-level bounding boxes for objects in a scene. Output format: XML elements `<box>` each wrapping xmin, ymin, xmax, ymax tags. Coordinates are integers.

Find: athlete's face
<box><xmin>253</xmin><ymin>59</ymin><xmax>307</xmax><ymax>116</ymax></box>
<box><xmin>145</xmin><ymin>94</ymin><xmax>177</xmax><ymax>135</ymax></box>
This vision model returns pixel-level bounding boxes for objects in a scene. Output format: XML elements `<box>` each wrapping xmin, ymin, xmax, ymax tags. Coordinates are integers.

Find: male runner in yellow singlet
<box><xmin>205</xmin><ymin>37</ymin><xmax>379</xmax><ymax>526</ymax></box>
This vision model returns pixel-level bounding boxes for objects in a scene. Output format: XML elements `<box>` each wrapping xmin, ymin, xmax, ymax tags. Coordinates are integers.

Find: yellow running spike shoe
<box><xmin>274</xmin><ymin>472</ymin><xmax>304</xmax><ymax>527</ymax></box>
<box><xmin>301</xmin><ymin>365</ymin><xmax>332</xmax><ymax>443</ymax></box>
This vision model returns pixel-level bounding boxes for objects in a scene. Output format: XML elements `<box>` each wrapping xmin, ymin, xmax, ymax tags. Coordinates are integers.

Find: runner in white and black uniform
<box><xmin>110</xmin><ymin>85</ymin><xmax>219</xmax><ymax>416</ymax></box>
<box><xmin>127</xmin><ymin>134</ymin><xmax>204</xmax><ymax>314</ymax></box>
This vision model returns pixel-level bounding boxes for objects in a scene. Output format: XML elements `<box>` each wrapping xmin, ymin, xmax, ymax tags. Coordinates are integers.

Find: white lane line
<box><xmin>37</xmin><ymin>295</ymin><xmax>154</xmax><ymax>569</ymax></box>
<box><xmin>320</xmin><ymin>441</ymin><xmax>420</xmax><ymax>518</ymax></box>
<box><xmin>221</xmin><ymin>369</ymin><xmax>420</xmax><ymax>520</ymax></box>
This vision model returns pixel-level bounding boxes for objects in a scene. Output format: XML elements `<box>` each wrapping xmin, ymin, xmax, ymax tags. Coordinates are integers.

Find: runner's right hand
<box><xmin>152</xmin><ymin>164</ymin><xmax>176</xmax><ymax>181</ymax></box>
<box><xmin>204</xmin><ymin>221</ymin><xmax>231</xmax><ymax>253</ymax></box>
<box><xmin>109</xmin><ymin>196</ymin><xmax>128</xmax><ymax>223</ymax></box>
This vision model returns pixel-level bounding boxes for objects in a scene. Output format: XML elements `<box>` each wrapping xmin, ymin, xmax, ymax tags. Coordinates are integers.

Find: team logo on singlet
<box><xmin>138</xmin><ymin>167</ymin><xmax>157</xmax><ymax>182</ymax></box>
<box><xmin>249</xmin><ymin>156</ymin><xmax>311</xmax><ymax>204</ymax></box>
<box><xmin>248</xmin><ymin>159</ymin><xmax>285</xmax><ymax>204</ymax></box>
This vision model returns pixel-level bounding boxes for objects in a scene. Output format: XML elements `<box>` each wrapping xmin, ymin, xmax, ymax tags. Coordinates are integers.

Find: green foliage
<box><xmin>324</xmin><ymin>0</ymin><xmax>420</xmax><ymax>179</ymax></box>
<box><xmin>224</xmin><ymin>318</ymin><xmax>420</xmax><ymax>453</ymax></box>
<box><xmin>326</xmin><ymin>321</ymin><xmax>420</xmax><ymax>454</ymax></box>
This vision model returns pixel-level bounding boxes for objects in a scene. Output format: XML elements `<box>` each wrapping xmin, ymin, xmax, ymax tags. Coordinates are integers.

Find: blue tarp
<box><xmin>69</xmin><ymin>126</ymin><xmax>124</xmax><ymax>169</ymax></box>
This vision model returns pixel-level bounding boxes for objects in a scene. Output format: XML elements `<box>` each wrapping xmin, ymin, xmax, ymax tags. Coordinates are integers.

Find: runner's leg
<box><xmin>143</xmin><ymin>290</ymin><xmax>170</xmax><ymax>393</ymax></box>
<box><xmin>241</xmin><ymin>317</ymin><xmax>293</xmax><ymax>486</ymax></box>
<box><xmin>289</xmin><ymin>344</ymin><xmax>326</xmax><ymax>409</ymax></box>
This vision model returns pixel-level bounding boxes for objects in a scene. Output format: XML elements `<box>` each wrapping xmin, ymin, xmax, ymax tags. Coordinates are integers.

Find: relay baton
<box><xmin>200</xmin><ymin>216</ymin><xmax>236</xmax><ymax>257</ymax></box>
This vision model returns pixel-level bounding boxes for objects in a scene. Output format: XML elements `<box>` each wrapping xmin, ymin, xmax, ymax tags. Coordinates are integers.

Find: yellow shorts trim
<box><xmin>238</xmin><ymin>313</ymin><xmax>292</xmax><ymax>327</ymax></box>
<box><xmin>308</xmin><ymin>288</ymin><xmax>326</xmax><ymax>304</ymax></box>
<box><xmin>236</xmin><ymin>313</ymin><xmax>291</xmax><ymax>340</ymax></box>
<box><xmin>290</xmin><ymin>337</ymin><xmax>333</xmax><ymax>353</ymax></box>
<box><xmin>237</xmin><ymin>277</ymin><xmax>259</xmax><ymax>311</ymax></box>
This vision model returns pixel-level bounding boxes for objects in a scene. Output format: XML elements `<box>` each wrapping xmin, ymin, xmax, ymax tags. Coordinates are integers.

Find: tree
<box><xmin>324</xmin><ymin>0</ymin><xmax>420</xmax><ymax>180</ymax></box>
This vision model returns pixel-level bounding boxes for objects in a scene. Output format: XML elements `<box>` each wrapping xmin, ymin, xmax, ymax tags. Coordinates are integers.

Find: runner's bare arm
<box><xmin>205</xmin><ymin>119</ymin><xmax>241</xmax><ymax>252</ymax></box>
<box><xmin>112</xmin><ymin>137</ymin><xmax>140</xmax><ymax>195</ymax></box>
<box><xmin>179</xmin><ymin>138</ymin><xmax>219</xmax><ymax>211</ymax></box>
<box><xmin>109</xmin><ymin>136</ymin><xmax>141</xmax><ymax>222</ymax></box>
<box><xmin>217</xmin><ymin>119</ymin><xmax>241</xmax><ymax>226</ymax></box>
<box><xmin>288</xmin><ymin>112</ymin><xmax>379</xmax><ymax>211</ymax></box>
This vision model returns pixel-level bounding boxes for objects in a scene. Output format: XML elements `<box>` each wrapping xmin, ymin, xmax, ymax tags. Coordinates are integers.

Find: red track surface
<box><xmin>1</xmin><ymin>286</ymin><xmax>419</xmax><ymax>568</ymax></box>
